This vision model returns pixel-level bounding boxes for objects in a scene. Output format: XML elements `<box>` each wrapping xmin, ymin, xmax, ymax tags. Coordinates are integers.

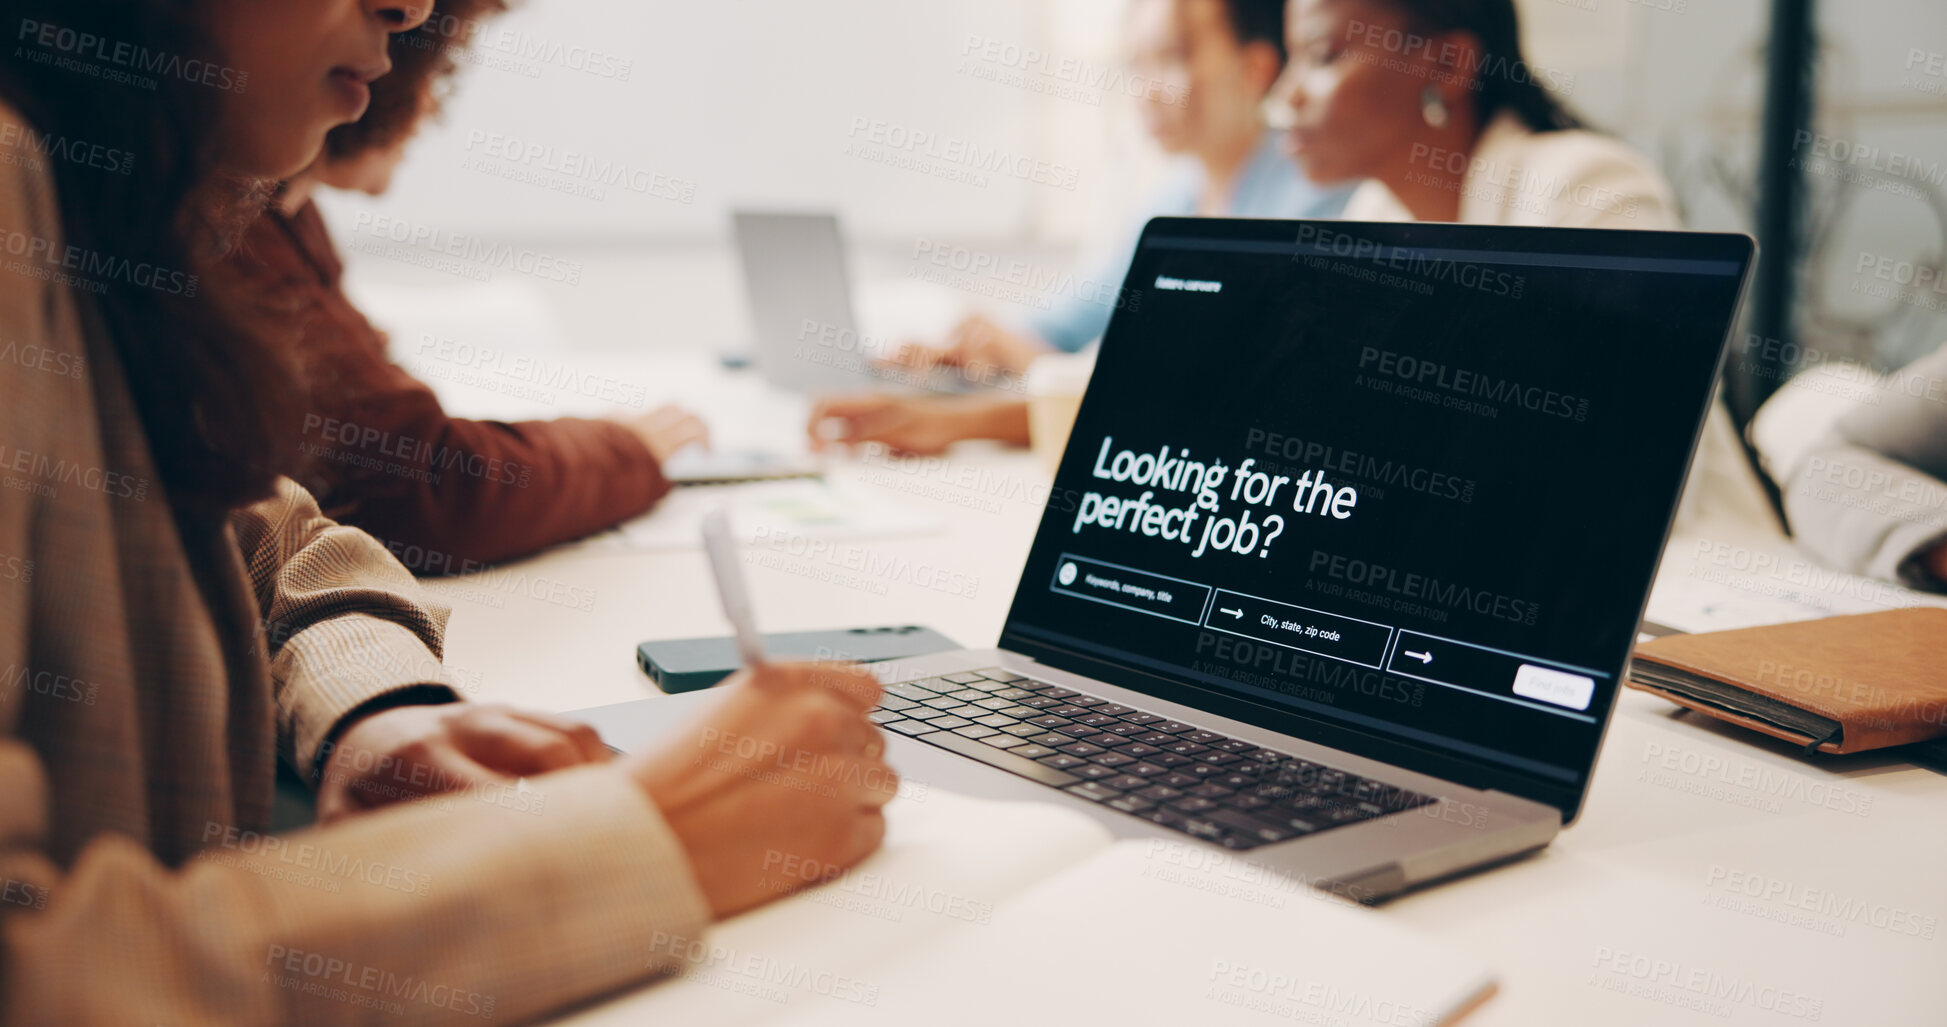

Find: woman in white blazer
<box><xmin>1279</xmin><ymin>0</ymin><xmax>1770</xmax><ymax>527</ymax></box>
<box><xmin>1279</xmin><ymin>0</ymin><xmax>1678</xmax><ymax>230</ymax></box>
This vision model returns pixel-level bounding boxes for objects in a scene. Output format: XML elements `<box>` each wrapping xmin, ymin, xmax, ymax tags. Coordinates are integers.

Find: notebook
<box><xmin>1628</xmin><ymin>607</ymin><xmax>1947</xmax><ymax>753</ymax></box>
<box><xmin>552</xmin><ymin>788</ymin><xmax>1497</xmax><ymax>1026</ymax></box>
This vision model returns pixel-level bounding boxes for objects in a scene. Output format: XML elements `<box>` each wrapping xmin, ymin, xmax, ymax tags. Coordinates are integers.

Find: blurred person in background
<box><xmin>0</xmin><ymin>1</ymin><xmax>893</xmax><ymax>1021</ymax></box>
<box><xmin>1278</xmin><ymin>0</ymin><xmax>1674</xmax><ymax>227</ymax></box>
<box><xmin>1783</xmin><ymin>342</ymin><xmax>1947</xmax><ymax>589</ymax></box>
<box><xmin>235</xmin><ymin>0</ymin><xmax>710</xmax><ymax>570</ymax></box>
<box><xmin>810</xmin><ymin>0</ymin><xmax>1351</xmax><ymax>455</ymax></box>
<box><xmin>1276</xmin><ymin>0</ymin><xmax>1768</xmax><ymax>528</ymax></box>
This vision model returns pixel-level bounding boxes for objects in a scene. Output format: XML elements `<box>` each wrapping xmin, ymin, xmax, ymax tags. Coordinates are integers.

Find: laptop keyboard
<box><xmin>871</xmin><ymin>668</ymin><xmax>1437</xmax><ymax>850</ymax></box>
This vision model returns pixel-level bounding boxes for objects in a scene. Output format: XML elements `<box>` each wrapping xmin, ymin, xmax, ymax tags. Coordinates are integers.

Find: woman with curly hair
<box><xmin>237</xmin><ymin>0</ymin><xmax>711</xmax><ymax>570</ymax></box>
<box><xmin>0</xmin><ymin>1</ymin><xmax>895</xmax><ymax>1021</ymax></box>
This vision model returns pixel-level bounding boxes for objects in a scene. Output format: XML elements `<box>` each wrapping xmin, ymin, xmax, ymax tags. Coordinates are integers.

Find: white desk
<box><xmin>418</xmin><ymin>353</ymin><xmax>1947</xmax><ymax>1026</ymax></box>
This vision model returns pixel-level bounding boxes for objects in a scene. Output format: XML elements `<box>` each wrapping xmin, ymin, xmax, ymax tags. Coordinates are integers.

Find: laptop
<box><xmin>586</xmin><ymin>217</ymin><xmax>1755</xmax><ymax>901</ymax></box>
<box><xmin>731</xmin><ymin>210</ymin><xmax>969</xmax><ymax>394</ymax></box>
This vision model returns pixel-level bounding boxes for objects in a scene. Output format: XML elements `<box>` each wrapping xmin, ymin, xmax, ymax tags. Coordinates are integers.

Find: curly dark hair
<box><xmin>0</xmin><ymin>0</ymin><xmax>303</xmax><ymax>515</ymax></box>
<box><xmin>324</xmin><ymin>0</ymin><xmax>511</xmax><ymax>162</ymax></box>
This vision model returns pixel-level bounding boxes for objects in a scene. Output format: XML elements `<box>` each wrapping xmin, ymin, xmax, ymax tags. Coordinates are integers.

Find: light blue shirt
<box><xmin>1031</xmin><ymin>130</ymin><xmax>1353</xmax><ymax>353</ymax></box>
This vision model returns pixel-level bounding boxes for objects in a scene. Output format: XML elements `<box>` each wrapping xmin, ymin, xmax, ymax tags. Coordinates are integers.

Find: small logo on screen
<box><xmin>1154</xmin><ymin>275</ymin><xmax>1222</xmax><ymax>293</ymax></box>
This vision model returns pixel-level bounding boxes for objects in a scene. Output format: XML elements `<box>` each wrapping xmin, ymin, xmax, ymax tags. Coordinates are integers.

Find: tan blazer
<box><xmin>1342</xmin><ymin>111</ymin><xmax>1681</xmax><ymax>230</ymax></box>
<box><xmin>0</xmin><ymin>101</ymin><xmax>707</xmax><ymax>1024</ymax></box>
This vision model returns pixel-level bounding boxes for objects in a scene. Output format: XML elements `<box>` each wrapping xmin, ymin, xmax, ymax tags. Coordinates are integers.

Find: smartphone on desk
<box><xmin>637</xmin><ymin>625</ymin><xmax>960</xmax><ymax>693</ymax></box>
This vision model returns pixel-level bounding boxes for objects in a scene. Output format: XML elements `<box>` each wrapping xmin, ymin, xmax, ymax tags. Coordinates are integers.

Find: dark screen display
<box><xmin>1002</xmin><ymin>219</ymin><xmax>1751</xmax><ymax>812</ymax></box>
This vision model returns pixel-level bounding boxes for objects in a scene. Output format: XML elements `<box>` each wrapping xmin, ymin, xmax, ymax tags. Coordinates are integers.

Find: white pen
<box><xmin>700</xmin><ymin>508</ymin><xmax>767</xmax><ymax>667</ymax></box>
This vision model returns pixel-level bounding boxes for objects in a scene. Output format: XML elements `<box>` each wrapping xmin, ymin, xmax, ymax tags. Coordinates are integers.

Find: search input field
<box><xmin>1201</xmin><ymin>589</ymin><xmax>1393</xmax><ymax>667</ymax></box>
<box><xmin>1049</xmin><ymin>554</ymin><xmax>1211</xmax><ymax>625</ymax></box>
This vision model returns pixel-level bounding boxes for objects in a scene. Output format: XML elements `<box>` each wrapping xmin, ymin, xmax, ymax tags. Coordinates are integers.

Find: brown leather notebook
<box><xmin>1627</xmin><ymin>607</ymin><xmax>1947</xmax><ymax>754</ymax></box>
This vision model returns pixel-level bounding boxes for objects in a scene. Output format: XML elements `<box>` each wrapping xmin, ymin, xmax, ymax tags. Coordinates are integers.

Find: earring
<box><xmin>1421</xmin><ymin>84</ymin><xmax>1449</xmax><ymax>128</ymax></box>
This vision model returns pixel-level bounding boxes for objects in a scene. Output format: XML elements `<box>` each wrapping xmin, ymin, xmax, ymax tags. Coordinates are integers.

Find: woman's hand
<box><xmin>626</xmin><ymin>661</ymin><xmax>897</xmax><ymax>917</ymax></box>
<box><xmin>807</xmin><ymin>393</ymin><xmax>1031</xmax><ymax>455</ymax></box>
<box><xmin>617</xmin><ymin>404</ymin><xmax>711</xmax><ymax>465</ymax></box>
<box><xmin>888</xmin><ymin>314</ymin><xmax>1050</xmax><ymax>381</ymax></box>
<box><xmin>1926</xmin><ymin>540</ymin><xmax>1947</xmax><ymax>586</ymax></box>
<box><xmin>317</xmin><ymin>703</ymin><xmax>612</xmax><ymax>824</ymax></box>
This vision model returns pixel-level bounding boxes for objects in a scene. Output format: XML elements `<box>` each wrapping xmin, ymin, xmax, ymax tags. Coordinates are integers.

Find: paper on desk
<box><xmin>1647</xmin><ymin>529</ymin><xmax>1947</xmax><ymax>634</ymax></box>
<box><xmin>557</xmin><ymin>788</ymin><xmax>1495</xmax><ymax>1027</ymax></box>
<box><xmin>598</xmin><ymin>478</ymin><xmax>941</xmax><ymax>552</ymax></box>
<box><xmin>790</xmin><ymin>840</ymin><xmax>1497</xmax><ymax>1027</ymax></box>
<box><xmin>554</xmin><ymin>788</ymin><xmax>1112</xmax><ymax>1026</ymax></box>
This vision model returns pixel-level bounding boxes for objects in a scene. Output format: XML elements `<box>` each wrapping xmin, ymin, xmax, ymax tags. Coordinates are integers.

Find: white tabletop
<box><xmin>417</xmin><ymin>351</ymin><xmax>1947</xmax><ymax>1026</ymax></box>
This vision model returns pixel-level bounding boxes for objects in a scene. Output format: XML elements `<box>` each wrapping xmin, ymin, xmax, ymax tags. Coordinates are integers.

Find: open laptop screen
<box><xmin>1001</xmin><ymin>218</ymin><xmax>1752</xmax><ymax>818</ymax></box>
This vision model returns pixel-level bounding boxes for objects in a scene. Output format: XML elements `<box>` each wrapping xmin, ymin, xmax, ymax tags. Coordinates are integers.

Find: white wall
<box><xmin>1518</xmin><ymin>0</ymin><xmax>1947</xmax><ymax>369</ymax></box>
<box><xmin>330</xmin><ymin>0</ymin><xmax>1947</xmax><ymax>364</ymax></box>
<box><xmin>347</xmin><ymin>0</ymin><xmax>1062</xmax><ymax>244</ymax></box>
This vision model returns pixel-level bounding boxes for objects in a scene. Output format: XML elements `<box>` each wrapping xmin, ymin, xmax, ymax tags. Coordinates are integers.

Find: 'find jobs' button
<box><xmin>1512</xmin><ymin>663</ymin><xmax>1595</xmax><ymax>711</ymax></box>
